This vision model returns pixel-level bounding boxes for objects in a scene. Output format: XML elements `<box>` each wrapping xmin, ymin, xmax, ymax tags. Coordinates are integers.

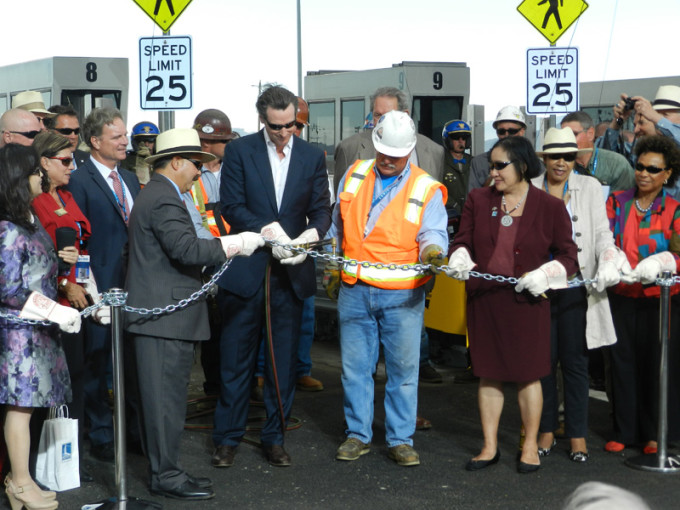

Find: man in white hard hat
<box><xmin>328</xmin><ymin>110</ymin><xmax>448</xmax><ymax>467</ymax></box>
<box><xmin>469</xmin><ymin>105</ymin><xmax>530</xmax><ymax>190</ymax></box>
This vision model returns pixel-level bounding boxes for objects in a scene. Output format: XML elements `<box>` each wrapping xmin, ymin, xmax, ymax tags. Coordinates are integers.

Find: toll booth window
<box><xmin>309</xmin><ymin>101</ymin><xmax>335</xmax><ymax>156</ymax></box>
<box><xmin>341</xmin><ymin>100</ymin><xmax>365</xmax><ymax>141</ymax></box>
<box><xmin>412</xmin><ymin>96</ymin><xmax>463</xmax><ymax>145</ymax></box>
<box><xmin>61</xmin><ymin>90</ymin><xmax>122</xmax><ymax>121</ymax></box>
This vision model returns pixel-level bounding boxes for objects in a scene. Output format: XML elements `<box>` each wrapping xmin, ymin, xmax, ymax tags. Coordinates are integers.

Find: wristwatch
<box><xmin>59</xmin><ymin>278</ymin><xmax>68</xmax><ymax>289</ymax></box>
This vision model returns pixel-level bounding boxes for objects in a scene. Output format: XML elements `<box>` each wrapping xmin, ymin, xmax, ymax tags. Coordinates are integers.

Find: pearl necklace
<box><xmin>501</xmin><ymin>187</ymin><xmax>529</xmax><ymax>227</ymax></box>
<box><xmin>634</xmin><ymin>198</ymin><xmax>654</xmax><ymax>213</ymax></box>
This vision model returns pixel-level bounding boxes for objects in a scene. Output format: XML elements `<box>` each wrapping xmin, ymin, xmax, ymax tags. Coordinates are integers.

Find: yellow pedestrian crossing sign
<box><xmin>517</xmin><ymin>0</ymin><xmax>588</xmax><ymax>45</ymax></box>
<box><xmin>132</xmin><ymin>0</ymin><xmax>193</xmax><ymax>32</ymax></box>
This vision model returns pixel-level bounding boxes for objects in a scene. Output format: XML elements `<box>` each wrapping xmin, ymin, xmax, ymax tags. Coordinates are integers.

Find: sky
<box><xmin>1</xmin><ymin>0</ymin><xmax>679</xmax><ymax>135</ymax></box>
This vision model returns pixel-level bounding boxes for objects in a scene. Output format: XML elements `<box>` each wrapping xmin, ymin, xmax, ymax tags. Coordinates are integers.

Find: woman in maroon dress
<box><xmin>447</xmin><ymin>136</ymin><xmax>578</xmax><ymax>473</ymax></box>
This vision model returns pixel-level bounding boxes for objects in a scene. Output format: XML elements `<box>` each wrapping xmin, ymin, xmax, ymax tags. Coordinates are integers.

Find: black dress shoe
<box><xmin>90</xmin><ymin>441</ymin><xmax>115</xmax><ymax>462</ymax></box>
<box><xmin>187</xmin><ymin>475</ymin><xmax>213</xmax><ymax>489</ymax></box>
<box><xmin>517</xmin><ymin>461</ymin><xmax>541</xmax><ymax>474</ymax></box>
<box><xmin>211</xmin><ymin>444</ymin><xmax>237</xmax><ymax>467</ymax></box>
<box><xmin>465</xmin><ymin>450</ymin><xmax>500</xmax><ymax>471</ymax></box>
<box><xmin>150</xmin><ymin>480</ymin><xmax>215</xmax><ymax>501</ymax></box>
<box><xmin>263</xmin><ymin>444</ymin><xmax>291</xmax><ymax>467</ymax></box>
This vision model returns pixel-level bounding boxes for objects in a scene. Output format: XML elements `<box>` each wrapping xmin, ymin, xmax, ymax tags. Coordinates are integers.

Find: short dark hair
<box><xmin>256</xmin><ymin>86</ymin><xmax>297</xmax><ymax>120</ymax></box>
<box><xmin>561</xmin><ymin>111</ymin><xmax>594</xmax><ymax>130</ymax></box>
<box><xmin>0</xmin><ymin>144</ymin><xmax>39</xmax><ymax>232</ymax></box>
<box><xmin>489</xmin><ymin>136</ymin><xmax>541</xmax><ymax>181</ymax></box>
<box><xmin>44</xmin><ymin>105</ymin><xmax>80</xmax><ymax>130</ymax></box>
<box><xmin>82</xmin><ymin>107</ymin><xmax>124</xmax><ymax>149</ymax></box>
<box><xmin>634</xmin><ymin>134</ymin><xmax>680</xmax><ymax>187</ymax></box>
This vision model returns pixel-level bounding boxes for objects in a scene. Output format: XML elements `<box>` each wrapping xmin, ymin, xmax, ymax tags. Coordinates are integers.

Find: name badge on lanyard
<box><xmin>75</xmin><ymin>254</ymin><xmax>90</xmax><ymax>283</ymax></box>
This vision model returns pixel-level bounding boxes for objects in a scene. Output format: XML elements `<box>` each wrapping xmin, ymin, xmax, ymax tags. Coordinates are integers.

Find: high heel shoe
<box><xmin>5</xmin><ymin>475</ymin><xmax>55</xmax><ymax>501</ymax></box>
<box><xmin>5</xmin><ymin>476</ymin><xmax>58</xmax><ymax>510</ymax></box>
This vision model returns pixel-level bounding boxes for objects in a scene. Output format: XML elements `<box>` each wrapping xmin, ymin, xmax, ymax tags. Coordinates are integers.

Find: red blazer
<box><xmin>453</xmin><ymin>184</ymin><xmax>578</xmax><ymax>300</ymax></box>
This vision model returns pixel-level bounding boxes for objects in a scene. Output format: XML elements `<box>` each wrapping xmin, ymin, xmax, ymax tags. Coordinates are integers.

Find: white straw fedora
<box><xmin>12</xmin><ymin>90</ymin><xmax>54</xmax><ymax>115</ymax></box>
<box><xmin>145</xmin><ymin>128</ymin><xmax>216</xmax><ymax>164</ymax></box>
<box><xmin>652</xmin><ymin>85</ymin><xmax>680</xmax><ymax>111</ymax></box>
<box><xmin>537</xmin><ymin>127</ymin><xmax>593</xmax><ymax>155</ymax></box>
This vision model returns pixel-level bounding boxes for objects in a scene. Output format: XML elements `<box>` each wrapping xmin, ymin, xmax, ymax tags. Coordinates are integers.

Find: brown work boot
<box><xmin>388</xmin><ymin>444</ymin><xmax>420</xmax><ymax>466</ymax></box>
<box><xmin>297</xmin><ymin>375</ymin><xmax>324</xmax><ymax>391</ymax></box>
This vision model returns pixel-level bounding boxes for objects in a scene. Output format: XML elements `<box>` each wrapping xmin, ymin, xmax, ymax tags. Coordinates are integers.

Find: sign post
<box><xmin>526</xmin><ymin>47</ymin><xmax>579</xmax><ymax>115</ymax></box>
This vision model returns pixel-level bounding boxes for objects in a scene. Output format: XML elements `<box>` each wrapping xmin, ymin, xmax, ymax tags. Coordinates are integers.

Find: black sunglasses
<box><xmin>186</xmin><ymin>158</ymin><xmax>202</xmax><ymax>170</ymax></box>
<box><xmin>295</xmin><ymin>122</ymin><xmax>305</xmax><ymax>130</ymax></box>
<box><xmin>547</xmin><ymin>153</ymin><xmax>577</xmax><ymax>162</ymax></box>
<box><xmin>54</xmin><ymin>127</ymin><xmax>80</xmax><ymax>136</ymax></box>
<box><xmin>448</xmin><ymin>134</ymin><xmax>468</xmax><ymax>141</ymax></box>
<box><xmin>10</xmin><ymin>130</ymin><xmax>40</xmax><ymax>140</ymax></box>
<box><xmin>496</xmin><ymin>128</ymin><xmax>521</xmax><ymax>136</ymax></box>
<box><xmin>635</xmin><ymin>162</ymin><xmax>667</xmax><ymax>174</ymax></box>
<box><xmin>265</xmin><ymin>119</ymin><xmax>296</xmax><ymax>131</ymax></box>
<box><xmin>490</xmin><ymin>161</ymin><xmax>513</xmax><ymax>171</ymax></box>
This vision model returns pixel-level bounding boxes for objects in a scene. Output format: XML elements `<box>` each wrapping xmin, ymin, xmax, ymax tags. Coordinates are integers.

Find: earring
<box><xmin>665</xmin><ymin>179</ymin><xmax>669</xmax><ymax>185</ymax></box>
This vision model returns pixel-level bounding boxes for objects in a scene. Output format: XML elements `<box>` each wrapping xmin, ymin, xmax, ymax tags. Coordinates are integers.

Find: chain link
<box><xmin>2</xmin><ymin>243</ymin><xmax>678</xmax><ymax>325</ymax></box>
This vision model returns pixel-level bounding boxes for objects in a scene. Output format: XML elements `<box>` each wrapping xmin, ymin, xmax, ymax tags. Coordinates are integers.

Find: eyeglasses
<box><xmin>47</xmin><ymin>156</ymin><xmax>73</xmax><ymax>167</ymax></box>
<box><xmin>547</xmin><ymin>153</ymin><xmax>577</xmax><ymax>162</ymax></box>
<box><xmin>448</xmin><ymin>134</ymin><xmax>468</xmax><ymax>141</ymax></box>
<box><xmin>490</xmin><ymin>161</ymin><xmax>513</xmax><ymax>171</ymax></box>
<box><xmin>10</xmin><ymin>130</ymin><xmax>40</xmax><ymax>140</ymax></box>
<box><xmin>635</xmin><ymin>162</ymin><xmax>667</xmax><ymax>174</ymax></box>
<box><xmin>295</xmin><ymin>122</ymin><xmax>305</xmax><ymax>130</ymax></box>
<box><xmin>265</xmin><ymin>119</ymin><xmax>296</xmax><ymax>131</ymax></box>
<box><xmin>570</xmin><ymin>130</ymin><xmax>584</xmax><ymax>137</ymax></box>
<box><xmin>185</xmin><ymin>158</ymin><xmax>202</xmax><ymax>170</ymax></box>
<box><xmin>54</xmin><ymin>127</ymin><xmax>80</xmax><ymax>136</ymax></box>
<box><xmin>496</xmin><ymin>128</ymin><xmax>521</xmax><ymax>136</ymax></box>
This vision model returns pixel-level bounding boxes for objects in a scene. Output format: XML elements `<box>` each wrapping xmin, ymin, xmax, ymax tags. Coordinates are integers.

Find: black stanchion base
<box><xmin>625</xmin><ymin>454</ymin><xmax>680</xmax><ymax>473</ymax></box>
<box><xmin>84</xmin><ymin>496</ymin><xmax>163</xmax><ymax>509</ymax></box>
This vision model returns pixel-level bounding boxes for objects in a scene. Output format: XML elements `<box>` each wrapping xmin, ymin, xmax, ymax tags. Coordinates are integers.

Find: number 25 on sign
<box><xmin>526</xmin><ymin>47</ymin><xmax>578</xmax><ymax>115</ymax></box>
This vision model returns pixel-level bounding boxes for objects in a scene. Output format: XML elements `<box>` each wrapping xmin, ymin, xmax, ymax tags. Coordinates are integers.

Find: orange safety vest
<box><xmin>339</xmin><ymin>159</ymin><xmax>447</xmax><ymax>289</ymax></box>
<box><xmin>190</xmin><ymin>177</ymin><xmax>230</xmax><ymax>237</ymax></box>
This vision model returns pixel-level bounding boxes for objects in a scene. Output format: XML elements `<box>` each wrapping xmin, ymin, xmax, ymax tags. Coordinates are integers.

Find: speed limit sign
<box><xmin>139</xmin><ymin>35</ymin><xmax>193</xmax><ymax>110</ymax></box>
<box><xmin>526</xmin><ymin>47</ymin><xmax>579</xmax><ymax>115</ymax></box>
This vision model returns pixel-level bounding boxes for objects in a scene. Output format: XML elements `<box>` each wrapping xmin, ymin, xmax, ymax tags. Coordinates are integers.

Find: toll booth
<box><xmin>303</xmin><ymin>61</ymin><xmax>476</xmax><ymax>176</ymax></box>
<box><xmin>0</xmin><ymin>57</ymin><xmax>129</xmax><ymax>121</ymax></box>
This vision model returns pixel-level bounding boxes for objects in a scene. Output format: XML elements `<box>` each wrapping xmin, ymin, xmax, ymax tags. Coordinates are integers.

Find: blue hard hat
<box><xmin>132</xmin><ymin>121</ymin><xmax>160</xmax><ymax>137</ymax></box>
<box><xmin>442</xmin><ymin>120</ymin><xmax>471</xmax><ymax>139</ymax></box>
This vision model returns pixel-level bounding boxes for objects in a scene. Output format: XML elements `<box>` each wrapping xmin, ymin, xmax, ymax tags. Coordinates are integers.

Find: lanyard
<box><xmin>591</xmin><ymin>148</ymin><xmax>599</xmax><ymax>176</ymax></box>
<box><xmin>57</xmin><ymin>190</ymin><xmax>84</xmax><ymax>248</ymax></box>
<box><xmin>543</xmin><ymin>177</ymin><xmax>569</xmax><ymax>199</ymax></box>
<box><xmin>371</xmin><ymin>174</ymin><xmax>401</xmax><ymax>209</ymax></box>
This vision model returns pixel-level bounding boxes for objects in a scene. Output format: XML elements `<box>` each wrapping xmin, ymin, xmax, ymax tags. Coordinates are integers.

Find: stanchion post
<box><xmin>88</xmin><ymin>288</ymin><xmax>163</xmax><ymax>509</ymax></box>
<box><xmin>626</xmin><ymin>271</ymin><xmax>680</xmax><ymax>473</ymax></box>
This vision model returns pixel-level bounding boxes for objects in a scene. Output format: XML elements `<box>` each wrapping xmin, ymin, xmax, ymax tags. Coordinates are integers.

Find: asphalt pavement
<box><xmin>22</xmin><ymin>320</ymin><xmax>680</xmax><ymax>510</ymax></box>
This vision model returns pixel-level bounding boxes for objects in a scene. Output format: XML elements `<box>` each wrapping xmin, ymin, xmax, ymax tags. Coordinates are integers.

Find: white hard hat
<box><xmin>493</xmin><ymin>105</ymin><xmax>526</xmax><ymax>129</ymax></box>
<box><xmin>372</xmin><ymin>110</ymin><xmax>417</xmax><ymax>158</ymax></box>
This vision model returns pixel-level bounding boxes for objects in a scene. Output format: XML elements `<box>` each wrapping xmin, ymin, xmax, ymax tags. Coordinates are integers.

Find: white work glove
<box><xmin>594</xmin><ymin>246</ymin><xmax>633</xmax><ymax>292</ymax></box>
<box><xmin>220</xmin><ymin>232</ymin><xmax>264</xmax><ymax>258</ymax></box>
<box><xmin>19</xmin><ymin>291</ymin><xmax>81</xmax><ymax>333</ymax></box>
<box><xmin>281</xmin><ymin>228</ymin><xmax>319</xmax><ymax>266</ymax></box>
<box><xmin>515</xmin><ymin>260</ymin><xmax>568</xmax><ymax>297</ymax></box>
<box><xmin>634</xmin><ymin>251</ymin><xmax>676</xmax><ymax>285</ymax></box>
<box><xmin>261</xmin><ymin>221</ymin><xmax>294</xmax><ymax>260</ymax></box>
<box><xmin>82</xmin><ymin>273</ymin><xmax>111</xmax><ymax>325</ymax></box>
<box><xmin>444</xmin><ymin>247</ymin><xmax>476</xmax><ymax>280</ymax></box>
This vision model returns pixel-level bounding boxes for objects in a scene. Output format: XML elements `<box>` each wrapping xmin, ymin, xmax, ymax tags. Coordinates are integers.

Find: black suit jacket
<box><xmin>67</xmin><ymin>158</ymin><xmax>141</xmax><ymax>292</ymax></box>
<box><xmin>218</xmin><ymin>130</ymin><xmax>331</xmax><ymax>299</ymax></box>
<box><xmin>124</xmin><ymin>174</ymin><xmax>226</xmax><ymax>340</ymax></box>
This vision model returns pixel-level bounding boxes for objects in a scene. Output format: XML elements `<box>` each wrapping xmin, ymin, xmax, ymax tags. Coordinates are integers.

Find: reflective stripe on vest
<box><xmin>190</xmin><ymin>177</ymin><xmax>230</xmax><ymax>237</ymax></box>
<box><xmin>342</xmin><ymin>259</ymin><xmax>426</xmax><ymax>283</ymax></box>
<box><xmin>342</xmin><ymin>159</ymin><xmax>374</xmax><ymax>195</ymax></box>
<box><xmin>405</xmin><ymin>173</ymin><xmax>440</xmax><ymax>225</ymax></box>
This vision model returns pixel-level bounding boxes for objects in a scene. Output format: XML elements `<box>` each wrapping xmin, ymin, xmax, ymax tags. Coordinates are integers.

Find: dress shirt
<box><xmin>263</xmin><ymin>128</ymin><xmax>293</xmax><ymax>211</ymax></box>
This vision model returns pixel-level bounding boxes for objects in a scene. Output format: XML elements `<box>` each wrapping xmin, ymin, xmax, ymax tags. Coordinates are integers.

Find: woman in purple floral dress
<box><xmin>0</xmin><ymin>144</ymin><xmax>81</xmax><ymax>510</ymax></box>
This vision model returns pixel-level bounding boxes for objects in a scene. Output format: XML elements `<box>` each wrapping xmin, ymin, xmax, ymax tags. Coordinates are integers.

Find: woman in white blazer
<box><xmin>531</xmin><ymin>128</ymin><xmax>631</xmax><ymax>463</ymax></box>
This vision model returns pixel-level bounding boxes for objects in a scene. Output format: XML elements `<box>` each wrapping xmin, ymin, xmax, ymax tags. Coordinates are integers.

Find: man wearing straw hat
<box><xmin>125</xmin><ymin>128</ymin><xmax>263</xmax><ymax>501</ymax></box>
<box><xmin>12</xmin><ymin>90</ymin><xmax>56</xmax><ymax>129</ymax></box>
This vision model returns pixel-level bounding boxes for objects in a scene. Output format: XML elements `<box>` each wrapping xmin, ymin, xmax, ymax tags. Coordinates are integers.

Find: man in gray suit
<box><xmin>125</xmin><ymin>128</ymin><xmax>263</xmax><ymax>501</ymax></box>
<box><xmin>333</xmin><ymin>86</ymin><xmax>444</xmax><ymax>196</ymax></box>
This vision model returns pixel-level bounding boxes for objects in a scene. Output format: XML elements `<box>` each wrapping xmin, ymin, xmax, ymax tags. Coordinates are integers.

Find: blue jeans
<box><xmin>338</xmin><ymin>282</ymin><xmax>424</xmax><ymax>447</ymax></box>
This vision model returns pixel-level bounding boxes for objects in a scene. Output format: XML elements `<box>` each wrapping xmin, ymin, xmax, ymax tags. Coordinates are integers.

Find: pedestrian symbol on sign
<box><xmin>539</xmin><ymin>0</ymin><xmax>563</xmax><ymax>29</ymax></box>
<box><xmin>517</xmin><ymin>0</ymin><xmax>588</xmax><ymax>45</ymax></box>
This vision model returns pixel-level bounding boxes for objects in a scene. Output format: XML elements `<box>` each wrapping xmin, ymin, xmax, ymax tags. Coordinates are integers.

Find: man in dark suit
<box><xmin>125</xmin><ymin>128</ymin><xmax>263</xmax><ymax>500</ymax></box>
<box><xmin>67</xmin><ymin>107</ymin><xmax>140</xmax><ymax>462</ymax></box>
<box><xmin>46</xmin><ymin>105</ymin><xmax>89</xmax><ymax>169</ymax></box>
<box><xmin>333</xmin><ymin>86</ymin><xmax>445</xmax><ymax>195</ymax></box>
<box><xmin>212</xmin><ymin>86</ymin><xmax>331</xmax><ymax>468</ymax></box>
